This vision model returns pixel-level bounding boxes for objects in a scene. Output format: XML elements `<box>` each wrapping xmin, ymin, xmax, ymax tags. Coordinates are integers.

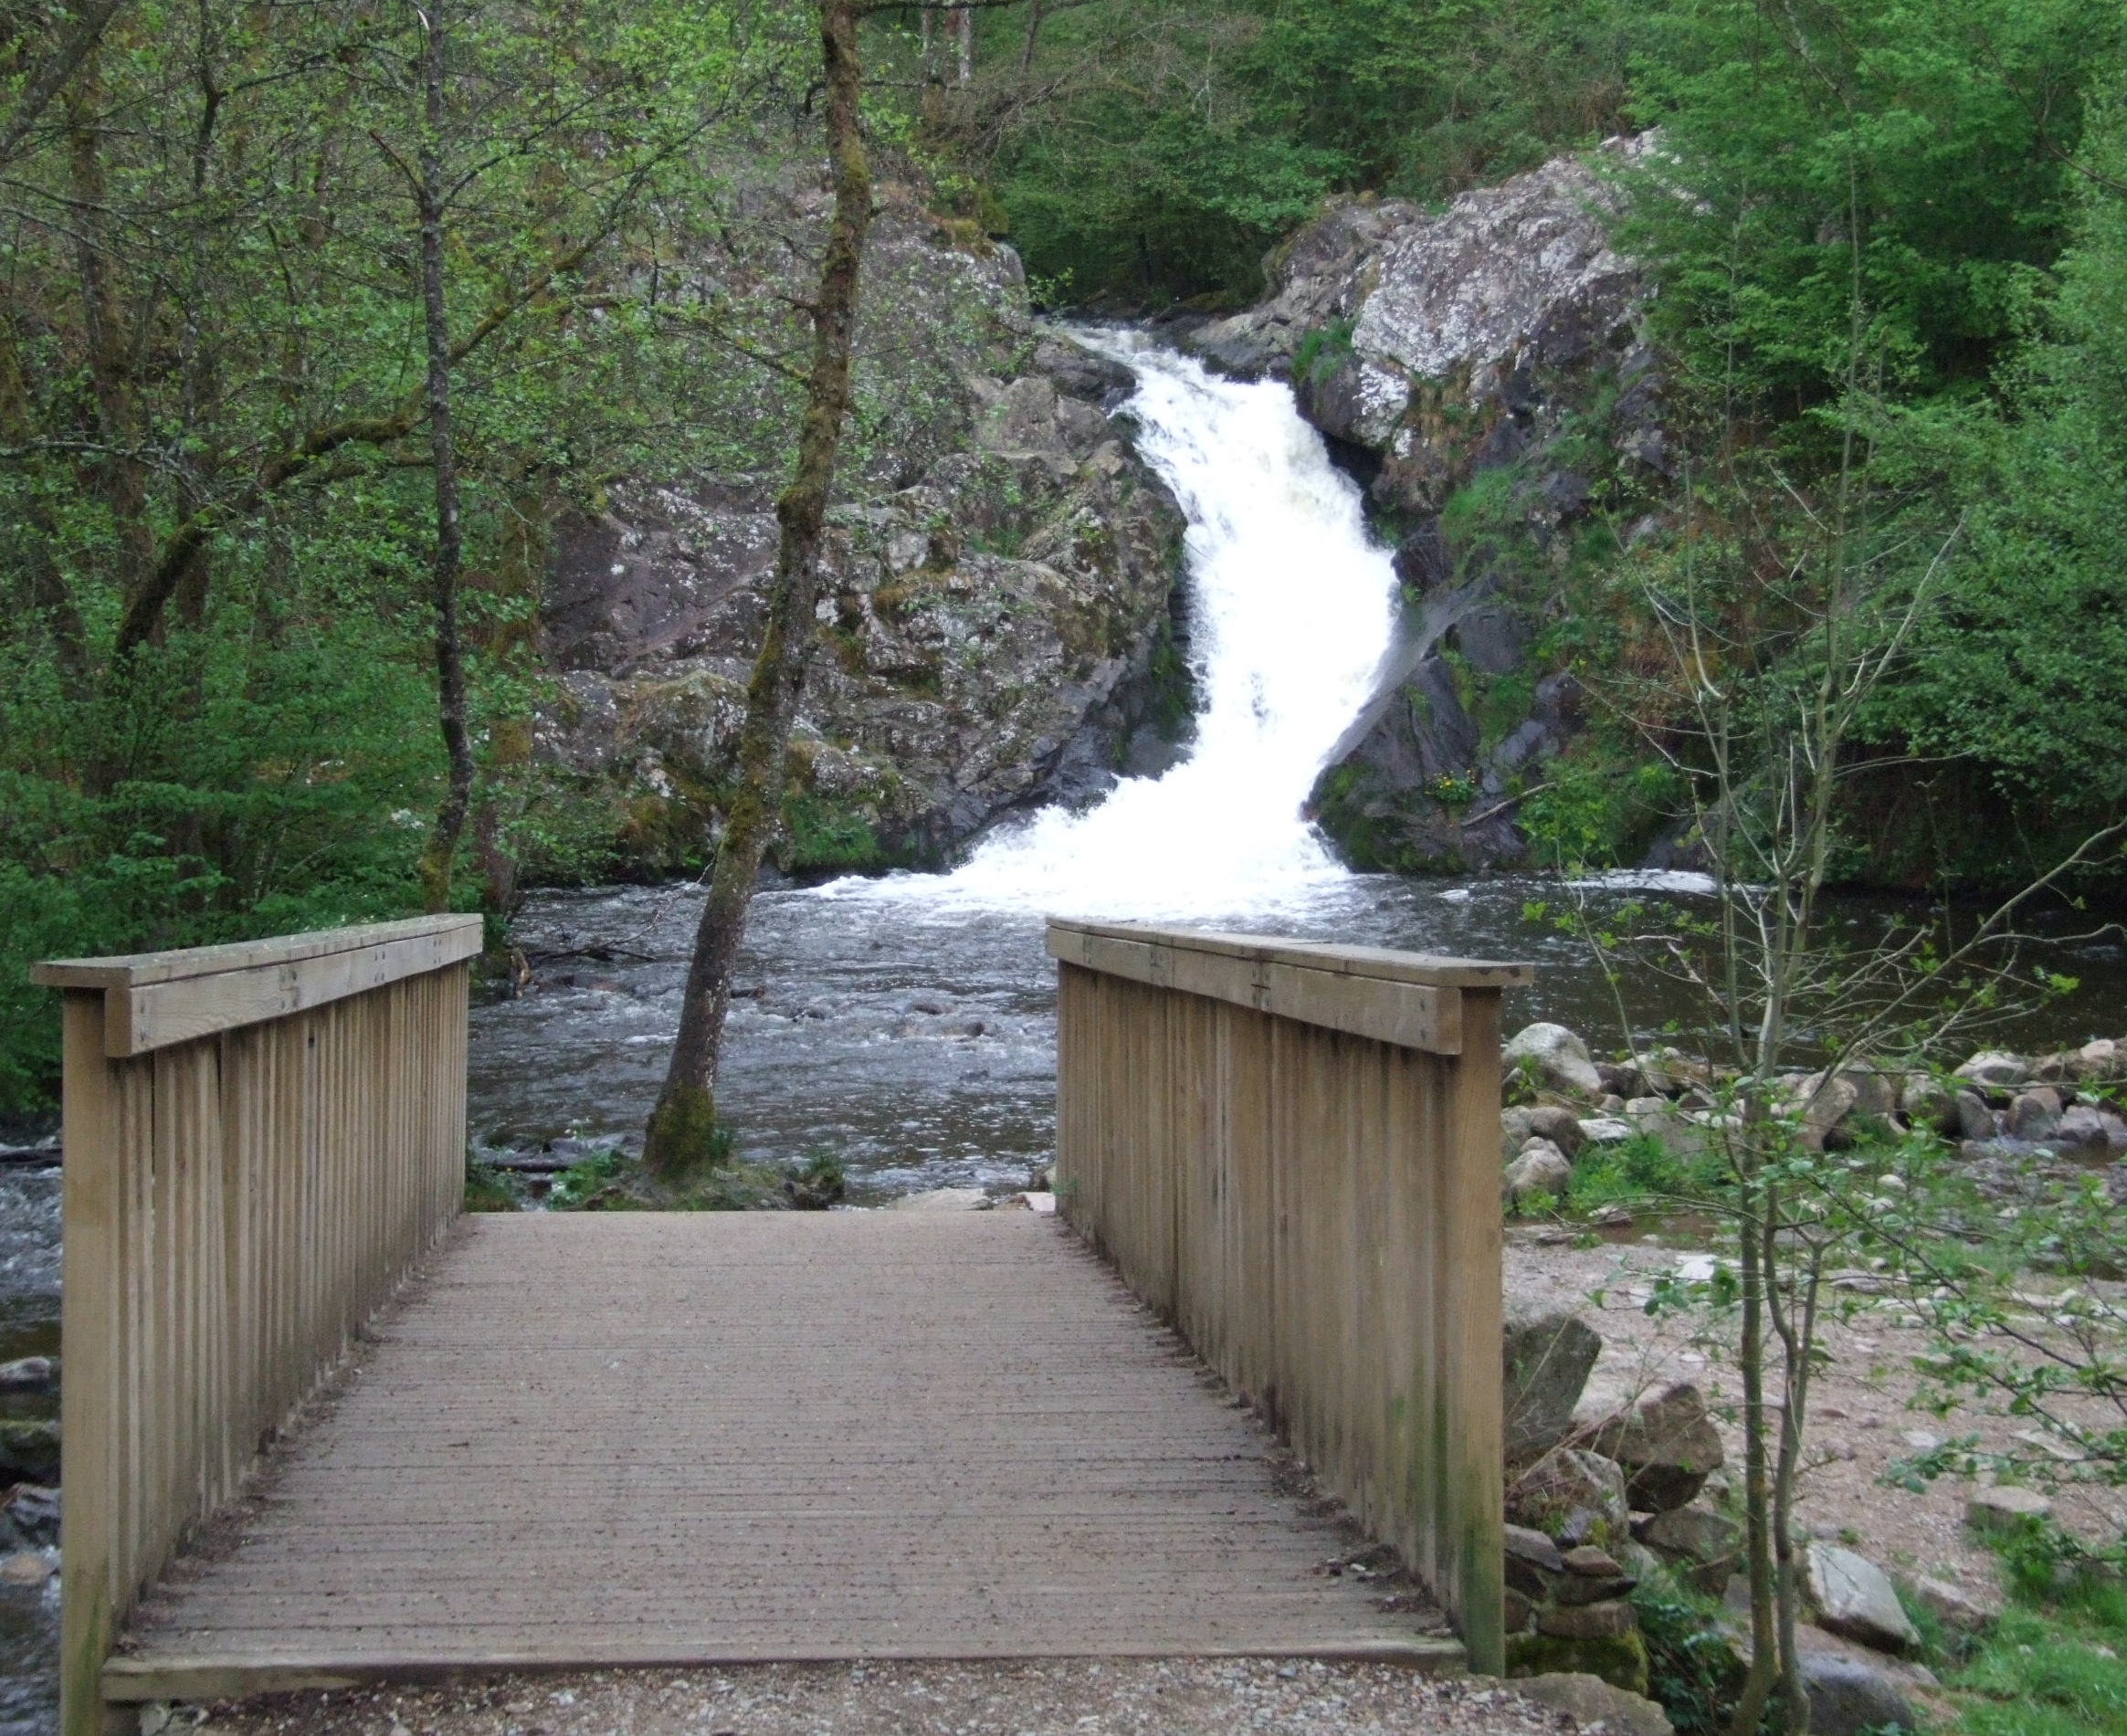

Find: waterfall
<box><xmin>825</xmin><ymin>336</ymin><xmax>1399</xmax><ymax>922</ymax></box>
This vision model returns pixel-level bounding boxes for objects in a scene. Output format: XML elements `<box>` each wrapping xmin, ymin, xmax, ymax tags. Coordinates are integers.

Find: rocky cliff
<box><xmin>533</xmin><ymin>174</ymin><xmax>1187</xmax><ymax>879</ymax></box>
<box><xmin>1190</xmin><ymin>137</ymin><xmax>1665</xmax><ymax>873</ymax></box>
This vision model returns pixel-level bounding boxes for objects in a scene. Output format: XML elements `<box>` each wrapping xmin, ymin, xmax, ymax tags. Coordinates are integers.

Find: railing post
<box><xmin>58</xmin><ymin>992</ymin><xmax>121</xmax><ymax>1736</ymax></box>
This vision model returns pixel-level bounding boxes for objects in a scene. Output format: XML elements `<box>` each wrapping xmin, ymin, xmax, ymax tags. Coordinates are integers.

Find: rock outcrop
<box><xmin>1190</xmin><ymin>138</ymin><xmax>1664</xmax><ymax>873</ymax></box>
<box><xmin>534</xmin><ymin>177</ymin><xmax>1188</xmax><ymax>876</ymax></box>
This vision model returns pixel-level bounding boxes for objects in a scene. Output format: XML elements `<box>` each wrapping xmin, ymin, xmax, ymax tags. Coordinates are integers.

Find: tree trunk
<box><xmin>955</xmin><ymin>4</ymin><xmax>972</xmax><ymax>83</ymax></box>
<box><xmin>1019</xmin><ymin>0</ymin><xmax>1044</xmax><ymax>75</ymax></box>
<box><xmin>643</xmin><ymin>0</ymin><xmax>873</xmax><ymax>1177</ymax></box>
<box><xmin>413</xmin><ymin>2</ymin><xmax>476</xmax><ymax>914</ymax></box>
<box><xmin>1728</xmin><ymin>1184</ymin><xmax>1778</xmax><ymax>1736</ymax></box>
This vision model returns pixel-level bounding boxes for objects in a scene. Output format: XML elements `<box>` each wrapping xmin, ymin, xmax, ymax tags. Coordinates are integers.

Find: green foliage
<box><xmin>775</xmin><ymin>792</ymin><xmax>884</xmax><ymax>876</ymax></box>
<box><xmin>1632</xmin><ymin>1564</ymin><xmax>1749</xmax><ymax>1736</ymax></box>
<box><xmin>1868</xmin><ymin>91</ymin><xmax>2127</xmax><ymax>827</ymax></box>
<box><xmin>1616</xmin><ymin>0</ymin><xmax>2122</xmax><ymax>415</ymax></box>
<box><xmin>464</xmin><ymin>1160</ymin><xmax>522</xmax><ymax>1214</ymax></box>
<box><xmin>974</xmin><ymin>0</ymin><xmax>1634</xmax><ymax>305</ymax></box>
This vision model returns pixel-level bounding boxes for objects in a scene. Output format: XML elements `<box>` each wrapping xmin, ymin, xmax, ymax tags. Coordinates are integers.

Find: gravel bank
<box><xmin>195</xmin><ymin>1660</ymin><xmax>1576</xmax><ymax>1736</ymax></box>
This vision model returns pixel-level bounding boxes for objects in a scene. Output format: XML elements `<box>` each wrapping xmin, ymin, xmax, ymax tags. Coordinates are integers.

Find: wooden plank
<box><xmin>1048</xmin><ymin>929</ymin><xmax>1462</xmax><ymax>1056</ymax></box>
<box><xmin>33</xmin><ymin>913</ymin><xmax>482</xmax><ymax>990</ymax></box>
<box><xmin>1047</xmin><ymin>920</ymin><xmax>1532</xmax><ymax>990</ymax></box>
<box><xmin>86</xmin><ymin>921</ymin><xmax>483</xmax><ymax>1057</ymax></box>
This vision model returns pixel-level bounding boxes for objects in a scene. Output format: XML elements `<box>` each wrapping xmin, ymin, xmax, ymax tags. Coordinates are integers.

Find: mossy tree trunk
<box><xmin>643</xmin><ymin>0</ymin><xmax>873</xmax><ymax>1177</ymax></box>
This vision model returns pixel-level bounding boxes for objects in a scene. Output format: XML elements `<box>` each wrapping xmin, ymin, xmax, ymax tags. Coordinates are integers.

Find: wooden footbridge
<box><xmin>37</xmin><ymin>916</ymin><xmax>1528</xmax><ymax>1734</ymax></box>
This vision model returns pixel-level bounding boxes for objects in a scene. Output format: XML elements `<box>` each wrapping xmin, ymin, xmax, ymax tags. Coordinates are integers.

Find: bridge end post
<box><xmin>1440</xmin><ymin>984</ymin><xmax>1506</xmax><ymax>1676</ymax></box>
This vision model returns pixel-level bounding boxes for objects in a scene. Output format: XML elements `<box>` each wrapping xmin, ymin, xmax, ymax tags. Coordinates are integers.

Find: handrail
<box><xmin>1047</xmin><ymin>919</ymin><xmax>1529</xmax><ymax>1674</ymax></box>
<box><xmin>35</xmin><ymin>915</ymin><xmax>480</xmax><ymax>1735</ymax></box>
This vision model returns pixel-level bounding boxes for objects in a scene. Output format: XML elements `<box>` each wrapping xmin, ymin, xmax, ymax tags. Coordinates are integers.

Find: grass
<box><xmin>1948</xmin><ymin>1529</ymin><xmax>2127</xmax><ymax>1736</ymax></box>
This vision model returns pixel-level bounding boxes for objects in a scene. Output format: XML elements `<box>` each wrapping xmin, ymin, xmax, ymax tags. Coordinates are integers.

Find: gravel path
<box><xmin>193</xmin><ymin>1661</ymin><xmax>1574</xmax><ymax>1736</ymax></box>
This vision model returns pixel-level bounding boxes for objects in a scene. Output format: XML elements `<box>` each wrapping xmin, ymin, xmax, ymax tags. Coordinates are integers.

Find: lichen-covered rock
<box><xmin>533</xmin><ymin>184</ymin><xmax>1187</xmax><ymax>876</ymax></box>
<box><xmin>1510</xmin><ymin>1447</ymin><xmax>1631</xmax><ymax>1549</ymax></box>
<box><xmin>1189</xmin><ymin>141</ymin><xmax>1665</xmax><ymax>873</ymax></box>
<box><xmin>1502</xmin><ymin>1303</ymin><xmax>1602</xmax><ymax>1464</ymax></box>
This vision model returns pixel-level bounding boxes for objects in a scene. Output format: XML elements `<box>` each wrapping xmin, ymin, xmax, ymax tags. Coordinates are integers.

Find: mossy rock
<box><xmin>0</xmin><ymin>1418</ymin><xmax>59</xmax><ymax>1484</ymax></box>
<box><xmin>1507</xmin><ymin>1628</ymin><xmax>1650</xmax><ymax>1698</ymax></box>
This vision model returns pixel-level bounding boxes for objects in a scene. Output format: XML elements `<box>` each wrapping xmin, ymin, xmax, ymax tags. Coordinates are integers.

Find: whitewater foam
<box><xmin>818</xmin><ymin>336</ymin><xmax>1398</xmax><ymax>923</ymax></box>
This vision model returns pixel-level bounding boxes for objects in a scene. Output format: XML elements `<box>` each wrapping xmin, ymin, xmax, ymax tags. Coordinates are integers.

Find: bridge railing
<box><xmin>1047</xmin><ymin>920</ymin><xmax>1531</xmax><ymax>1675</ymax></box>
<box><xmin>34</xmin><ymin>914</ymin><xmax>482</xmax><ymax>1735</ymax></box>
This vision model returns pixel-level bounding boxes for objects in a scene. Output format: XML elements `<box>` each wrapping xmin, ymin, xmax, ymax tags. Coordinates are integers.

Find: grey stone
<box><xmin>1506</xmin><ymin>1141</ymin><xmax>1574</xmax><ymax>1206</ymax></box>
<box><xmin>1512</xmin><ymin>1672</ymin><xmax>1674</xmax><ymax>1736</ymax></box>
<box><xmin>1503</xmin><ymin>1304</ymin><xmax>1602</xmax><ymax>1463</ymax></box>
<box><xmin>1955</xmin><ymin>1090</ymin><xmax>1999</xmax><ymax>1143</ymax></box>
<box><xmin>1911</xmin><ymin>1573</ymin><xmax>1998</xmax><ymax>1634</ymax></box>
<box><xmin>2053</xmin><ymin>1102</ymin><xmax>2111</xmax><ymax>1152</ymax></box>
<box><xmin>1510</xmin><ymin>1448</ymin><xmax>1630</xmax><ymax>1545</ymax></box>
<box><xmin>0</xmin><ymin>1357</ymin><xmax>54</xmax><ymax>1393</ymax></box>
<box><xmin>2076</xmin><ymin>1037</ymin><xmax>2124</xmax><ymax>1081</ymax></box>
<box><xmin>1801</xmin><ymin>1654</ymin><xmax>1920</xmax><ymax>1736</ymax></box>
<box><xmin>1635</xmin><ymin>1503</ymin><xmax>1739</xmax><ymax>1570</ymax></box>
<box><xmin>1526</xmin><ymin>1104</ymin><xmax>1587</xmax><ymax>1156</ymax></box>
<box><xmin>1502</xmin><ymin>1106</ymin><xmax>1540</xmax><ymax>1160</ymax></box>
<box><xmin>1538</xmin><ymin>1599</ymin><xmax>1637</xmax><ymax>1639</ymax></box>
<box><xmin>1506</xmin><ymin>1523</ymin><xmax>1568</xmax><ymax>1574</ymax></box>
<box><xmin>1563</xmin><ymin>1546</ymin><xmax>1625</xmax><ymax>1577</ymax></box>
<box><xmin>1587</xmin><ymin>1383</ymin><xmax>1725</xmax><ymax>1511</ymax></box>
<box><xmin>3</xmin><ymin>1486</ymin><xmax>58</xmax><ymax>1550</ymax></box>
<box><xmin>1578</xmin><ymin>1116</ymin><xmax>1633</xmax><ymax>1144</ymax></box>
<box><xmin>1806</xmin><ymin>1543</ymin><xmax>1920</xmax><ymax>1653</ymax></box>
<box><xmin>2007</xmin><ymin>1088</ymin><xmax>2063</xmax><ymax>1142</ymax></box>
<box><xmin>1506</xmin><ymin>1024</ymin><xmax>1605</xmax><ymax>1099</ymax></box>
<box><xmin>1629</xmin><ymin>1047</ymin><xmax>1706</xmax><ymax>1098</ymax></box>
<box><xmin>1899</xmin><ymin>1074</ymin><xmax>1958</xmax><ymax>1135</ymax></box>
<box><xmin>1964</xmin><ymin>1484</ymin><xmax>2051</xmax><ymax>1533</ymax></box>
<box><xmin>1956</xmin><ymin>1050</ymin><xmax>2031</xmax><ymax>1090</ymax></box>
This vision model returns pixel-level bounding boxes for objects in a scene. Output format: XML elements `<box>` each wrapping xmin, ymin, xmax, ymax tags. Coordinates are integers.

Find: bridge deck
<box><xmin>109</xmin><ymin>1212</ymin><xmax>1458</xmax><ymax>1703</ymax></box>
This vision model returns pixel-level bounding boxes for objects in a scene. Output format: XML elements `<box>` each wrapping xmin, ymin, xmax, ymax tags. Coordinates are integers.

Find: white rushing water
<box><xmin>825</xmin><ymin>337</ymin><xmax>1398</xmax><ymax>922</ymax></box>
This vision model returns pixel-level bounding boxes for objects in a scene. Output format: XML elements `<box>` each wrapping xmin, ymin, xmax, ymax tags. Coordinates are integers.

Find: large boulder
<box><xmin>1585</xmin><ymin>1382</ymin><xmax>1724</xmax><ymax>1511</ymax></box>
<box><xmin>1801</xmin><ymin>1655</ymin><xmax>1920</xmax><ymax>1736</ymax></box>
<box><xmin>1512</xmin><ymin>1671</ymin><xmax>1674</xmax><ymax>1736</ymax></box>
<box><xmin>1502</xmin><ymin>1303</ymin><xmax>1602</xmax><ymax>1463</ymax></box>
<box><xmin>1505</xmin><ymin>1025</ymin><xmax>1605</xmax><ymax>1099</ymax></box>
<box><xmin>1955</xmin><ymin>1051</ymin><xmax>2030</xmax><ymax>1092</ymax></box>
<box><xmin>1805</xmin><ymin>1544</ymin><xmax>1920</xmax><ymax>1654</ymax></box>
